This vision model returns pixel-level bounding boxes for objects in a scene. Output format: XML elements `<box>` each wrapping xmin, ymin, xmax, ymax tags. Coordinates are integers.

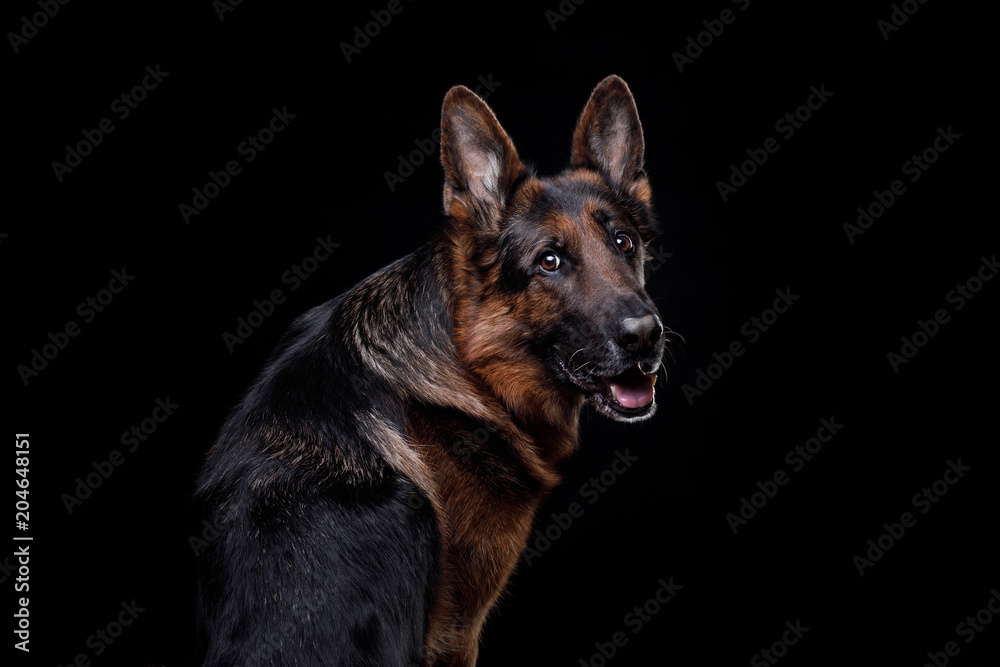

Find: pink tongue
<box><xmin>610</xmin><ymin>374</ymin><xmax>655</xmax><ymax>408</ymax></box>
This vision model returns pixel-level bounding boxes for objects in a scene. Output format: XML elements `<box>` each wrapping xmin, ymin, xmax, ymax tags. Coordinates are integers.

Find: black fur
<box><xmin>194</xmin><ymin>250</ymin><xmax>449</xmax><ymax>667</ymax></box>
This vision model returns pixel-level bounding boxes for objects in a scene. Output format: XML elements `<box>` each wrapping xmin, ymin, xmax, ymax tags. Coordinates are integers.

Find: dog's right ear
<box><xmin>440</xmin><ymin>86</ymin><xmax>524</xmax><ymax>231</ymax></box>
<box><xmin>570</xmin><ymin>75</ymin><xmax>646</xmax><ymax>196</ymax></box>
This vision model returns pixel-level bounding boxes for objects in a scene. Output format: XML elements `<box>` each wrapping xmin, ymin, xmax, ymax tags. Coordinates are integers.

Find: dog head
<box><xmin>441</xmin><ymin>75</ymin><xmax>665</xmax><ymax>426</ymax></box>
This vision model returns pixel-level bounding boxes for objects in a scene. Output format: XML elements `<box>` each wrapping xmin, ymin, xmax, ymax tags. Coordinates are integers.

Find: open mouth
<box><xmin>554</xmin><ymin>355</ymin><xmax>658</xmax><ymax>419</ymax></box>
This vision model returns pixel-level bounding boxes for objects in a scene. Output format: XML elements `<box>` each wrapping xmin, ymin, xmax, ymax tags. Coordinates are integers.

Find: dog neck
<box><xmin>339</xmin><ymin>238</ymin><xmax>581</xmax><ymax>478</ymax></box>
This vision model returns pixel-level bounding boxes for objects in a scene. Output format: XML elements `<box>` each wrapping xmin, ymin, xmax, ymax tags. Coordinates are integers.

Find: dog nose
<box><xmin>617</xmin><ymin>314</ymin><xmax>662</xmax><ymax>352</ymax></box>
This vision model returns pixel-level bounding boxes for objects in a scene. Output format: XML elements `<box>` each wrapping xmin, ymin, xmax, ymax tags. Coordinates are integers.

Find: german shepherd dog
<box><xmin>194</xmin><ymin>75</ymin><xmax>665</xmax><ymax>666</ymax></box>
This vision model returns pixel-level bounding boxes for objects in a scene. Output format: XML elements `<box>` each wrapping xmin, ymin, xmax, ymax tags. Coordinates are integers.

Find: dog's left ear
<box><xmin>440</xmin><ymin>86</ymin><xmax>524</xmax><ymax>231</ymax></box>
<box><xmin>570</xmin><ymin>75</ymin><xmax>647</xmax><ymax>194</ymax></box>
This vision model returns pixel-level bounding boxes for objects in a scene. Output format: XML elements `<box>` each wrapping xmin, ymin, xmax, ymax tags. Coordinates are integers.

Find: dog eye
<box><xmin>539</xmin><ymin>251</ymin><xmax>561</xmax><ymax>272</ymax></box>
<box><xmin>615</xmin><ymin>232</ymin><xmax>634</xmax><ymax>254</ymax></box>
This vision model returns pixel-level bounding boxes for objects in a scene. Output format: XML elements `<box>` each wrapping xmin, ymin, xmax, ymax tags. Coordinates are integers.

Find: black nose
<box><xmin>617</xmin><ymin>314</ymin><xmax>662</xmax><ymax>352</ymax></box>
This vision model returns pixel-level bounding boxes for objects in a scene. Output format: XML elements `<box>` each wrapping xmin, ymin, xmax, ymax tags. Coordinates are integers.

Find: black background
<box><xmin>6</xmin><ymin>0</ymin><xmax>997</xmax><ymax>665</ymax></box>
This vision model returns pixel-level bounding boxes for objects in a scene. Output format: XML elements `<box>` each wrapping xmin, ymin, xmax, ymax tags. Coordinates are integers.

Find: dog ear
<box><xmin>440</xmin><ymin>86</ymin><xmax>524</xmax><ymax>230</ymax></box>
<box><xmin>570</xmin><ymin>75</ymin><xmax>646</xmax><ymax>193</ymax></box>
